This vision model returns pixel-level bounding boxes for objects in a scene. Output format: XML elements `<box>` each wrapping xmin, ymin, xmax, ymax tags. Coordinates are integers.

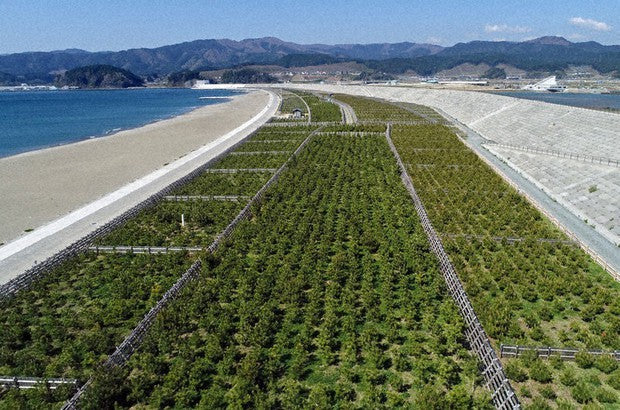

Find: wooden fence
<box><xmin>263</xmin><ymin>121</ymin><xmax>337</xmax><ymax>127</ymax></box>
<box><xmin>163</xmin><ymin>195</ymin><xmax>250</xmax><ymax>202</ymax></box>
<box><xmin>203</xmin><ymin>168</ymin><xmax>277</xmax><ymax>173</ymax></box>
<box><xmin>230</xmin><ymin>150</ymin><xmax>291</xmax><ymax>155</ymax></box>
<box><xmin>500</xmin><ymin>344</ymin><xmax>620</xmax><ymax>361</ymax></box>
<box><xmin>88</xmin><ymin>245</ymin><xmax>204</xmax><ymax>255</ymax></box>
<box><xmin>386</xmin><ymin>123</ymin><xmax>520</xmax><ymax>409</ymax></box>
<box><xmin>0</xmin><ymin>376</ymin><xmax>77</xmax><ymax>390</ymax></box>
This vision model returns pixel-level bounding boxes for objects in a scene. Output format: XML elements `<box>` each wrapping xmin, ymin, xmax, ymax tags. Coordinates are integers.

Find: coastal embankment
<box><xmin>0</xmin><ymin>89</ymin><xmax>277</xmax><ymax>281</ymax></box>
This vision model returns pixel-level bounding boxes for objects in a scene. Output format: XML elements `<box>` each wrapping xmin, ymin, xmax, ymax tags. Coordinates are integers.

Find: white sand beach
<box><xmin>0</xmin><ymin>89</ymin><xmax>270</xmax><ymax>245</ymax></box>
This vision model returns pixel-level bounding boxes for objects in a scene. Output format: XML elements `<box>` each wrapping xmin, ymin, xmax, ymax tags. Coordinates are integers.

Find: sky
<box><xmin>0</xmin><ymin>0</ymin><xmax>618</xmax><ymax>54</ymax></box>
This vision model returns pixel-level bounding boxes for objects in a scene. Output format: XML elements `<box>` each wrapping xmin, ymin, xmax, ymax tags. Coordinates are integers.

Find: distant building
<box><xmin>292</xmin><ymin>108</ymin><xmax>303</xmax><ymax>118</ymax></box>
<box><xmin>523</xmin><ymin>76</ymin><xmax>566</xmax><ymax>92</ymax></box>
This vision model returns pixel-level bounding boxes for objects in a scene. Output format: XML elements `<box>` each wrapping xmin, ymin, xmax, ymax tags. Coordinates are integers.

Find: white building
<box><xmin>522</xmin><ymin>76</ymin><xmax>566</xmax><ymax>92</ymax></box>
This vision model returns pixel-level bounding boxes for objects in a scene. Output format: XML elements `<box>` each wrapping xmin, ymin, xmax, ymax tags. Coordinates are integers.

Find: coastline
<box><xmin>0</xmin><ymin>88</ymin><xmax>243</xmax><ymax>159</ymax></box>
<box><xmin>0</xmin><ymin>89</ymin><xmax>269</xmax><ymax>245</ymax></box>
<box><xmin>1</xmin><ymin>99</ymin><xmax>230</xmax><ymax>161</ymax></box>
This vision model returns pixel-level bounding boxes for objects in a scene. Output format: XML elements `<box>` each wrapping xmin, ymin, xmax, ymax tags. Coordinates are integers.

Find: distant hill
<box><xmin>55</xmin><ymin>65</ymin><xmax>144</xmax><ymax>88</ymax></box>
<box><xmin>221</xmin><ymin>68</ymin><xmax>277</xmax><ymax>83</ymax></box>
<box><xmin>0</xmin><ymin>38</ymin><xmax>442</xmax><ymax>79</ymax></box>
<box><xmin>0</xmin><ymin>71</ymin><xmax>17</xmax><ymax>85</ymax></box>
<box><xmin>367</xmin><ymin>36</ymin><xmax>620</xmax><ymax>76</ymax></box>
<box><xmin>0</xmin><ymin>36</ymin><xmax>618</xmax><ymax>83</ymax></box>
<box><xmin>304</xmin><ymin>41</ymin><xmax>443</xmax><ymax>60</ymax></box>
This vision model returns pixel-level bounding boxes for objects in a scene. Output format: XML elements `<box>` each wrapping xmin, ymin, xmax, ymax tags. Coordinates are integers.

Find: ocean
<box><xmin>495</xmin><ymin>91</ymin><xmax>620</xmax><ymax>111</ymax></box>
<box><xmin>0</xmin><ymin>88</ymin><xmax>242</xmax><ymax>158</ymax></box>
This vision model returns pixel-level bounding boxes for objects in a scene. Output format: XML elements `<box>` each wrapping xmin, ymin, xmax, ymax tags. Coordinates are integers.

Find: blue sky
<box><xmin>0</xmin><ymin>0</ymin><xmax>618</xmax><ymax>53</ymax></box>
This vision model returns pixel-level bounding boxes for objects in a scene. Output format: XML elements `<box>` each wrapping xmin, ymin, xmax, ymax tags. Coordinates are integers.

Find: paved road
<box><xmin>331</xmin><ymin>98</ymin><xmax>358</xmax><ymax>124</ymax></box>
<box><xmin>0</xmin><ymin>90</ymin><xmax>279</xmax><ymax>285</ymax></box>
<box><xmin>436</xmin><ymin>108</ymin><xmax>620</xmax><ymax>279</ymax></box>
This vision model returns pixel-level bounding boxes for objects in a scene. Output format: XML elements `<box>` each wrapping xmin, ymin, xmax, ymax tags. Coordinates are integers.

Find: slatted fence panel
<box><xmin>385</xmin><ymin>123</ymin><xmax>520</xmax><ymax>410</ymax></box>
<box><xmin>0</xmin><ymin>376</ymin><xmax>77</xmax><ymax>390</ymax></box>
<box><xmin>500</xmin><ymin>344</ymin><xmax>620</xmax><ymax>361</ymax></box>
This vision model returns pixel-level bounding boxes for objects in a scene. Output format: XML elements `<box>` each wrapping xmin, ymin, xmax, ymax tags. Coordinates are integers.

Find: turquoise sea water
<box><xmin>495</xmin><ymin>91</ymin><xmax>620</xmax><ymax>111</ymax></box>
<box><xmin>0</xmin><ymin>88</ymin><xmax>242</xmax><ymax>158</ymax></box>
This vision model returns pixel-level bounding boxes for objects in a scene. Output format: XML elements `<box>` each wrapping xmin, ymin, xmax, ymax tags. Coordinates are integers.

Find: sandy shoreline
<box><xmin>0</xmin><ymin>90</ymin><xmax>269</xmax><ymax>244</ymax></box>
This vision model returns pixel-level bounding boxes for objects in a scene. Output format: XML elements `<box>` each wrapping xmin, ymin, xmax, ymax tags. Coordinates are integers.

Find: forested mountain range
<box><xmin>54</xmin><ymin>65</ymin><xmax>144</xmax><ymax>88</ymax></box>
<box><xmin>369</xmin><ymin>36</ymin><xmax>620</xmax><ymax>75</ymax></box>
<box><xmin>0</xmin><ymin>36</ymin><xmax>618</xmax><ymax>83</ymax></box>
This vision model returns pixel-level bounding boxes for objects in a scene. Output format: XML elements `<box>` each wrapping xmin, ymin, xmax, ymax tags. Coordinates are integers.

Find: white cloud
<box><xmin>425</xmin><ymin>36</ymin><xmax>442</xmax><ymax>44</ymax></box>
<box><xmin>569</xmin><ymin>17</ymin><xmax>611</xmax><ymax>31</ymax></box>
<box><xmin>485</xmin><ymin>24</ymin><xmax>531</xmax><ymax>34</ymax></box>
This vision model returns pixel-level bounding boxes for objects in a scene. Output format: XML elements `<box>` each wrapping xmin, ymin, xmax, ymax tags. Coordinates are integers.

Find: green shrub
<box><xmin>571</xmin><ymin>380</ymin><xmax>593</xmax><ymax>404</ymax></box>
<box><xmin>594</xmin><ymin>354</ymin><xmax>618</xmax><ymax>374</ymax></box>
<box><xmin>575</xmin><ymin>351</ymin><xmax>595</xmax><ymax>368</ymax></box>
<box><xmin>586</xmin><ymin>373</ymin><xmax>601</xmax><ymax>386</ymax></box>
<box><xmin>520</xmin><ymin>386</ymin><xmax>532</xmax><ymax>398</ymax></box>
<box><xmin>596</xmin><ymin>387</ymin><xmax>617</xmax><ymax>403</ymax></box>
<box><xmin>555</xmin><ymin>398</ymin><xmax>575</xmax><ymax>410</ymax></box>
<box><xmin>472</xmin><ymin>391</ymin><xmax>494</xmax><ymax>410</ymax></box>
<box><xmin>529</xmin><ymin>326</ymin><xmax>544</xmax><ymax>341</ymax></box>
<box><xmin>608</xmin><ymin>369</ymin><xmax>620</xmax><ymax>390</ymax></box>
<box><xmin>306</xmin><ymin>385</ymin><xmax>334</xmax><ymax>408</ymax></box>
<box><xmin>538</xmin><ymin>306</ymin><xmax>553</xmax><ymax>321</ymax></box>
<box><xmin>559</xmin><ymin>367</ymin><xmax>577</xmax><ymax>387</ymax></box>
<box><xmin>529</xmin><ymin>360</ymin><xmax>552</xmax><ymax>383</ymax></box>
<box><xmin>527</xmin><ymin>397</ymin><xmax>552</xmax><ymax>410</ymax></box>
<box><xmin>504</xmin><ymin>361</ymin><xmax>528</xmax><ymax>382</ymax></box>
<box><xmin>520</xmin><ymin>349</ymin><xmax>539</xmax><ymax>367</ymax></box>
<box><xmin>539</xmin><ymin>386</ymin><xmax>556</xmax><ymax>400</ymax></box>
<box><xmin>334</xmin><ymin>381</ymin><xmax>355</xmax><ymax>402</ymax></box>
<box><xmin>549</xmin><ymin>355</ymin><xmax>564</xmax><ymax>370</ymax></box>
<box><xmin>524</xmin><ymin>312</ymin><xmax>540</xmax><ymax>328</ymax></box>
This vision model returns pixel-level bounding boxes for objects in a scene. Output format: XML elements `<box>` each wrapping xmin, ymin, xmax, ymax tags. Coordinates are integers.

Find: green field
<box><xmin>3</xmin><ymin>92</ymin><xmax>618</xmax><ymax>409</ymax></box>
<box><xmin>0</xmin><ymin>122</ymin><xmax>318</xmax><ymax>408</ymax></box>
<box><xmin>81</xmin><ymin>129</ymin><xmax>490</xmax><ymax>408</ymax></box>
<box><xmin>296</xmin><ymin>92</ymin><xmax>343</xmax><ymax>122</ymax></box>
<box><xmin>392</xmin><ymin>124</ymin><xmax>620</xmax><ymax>407</ymax></box>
